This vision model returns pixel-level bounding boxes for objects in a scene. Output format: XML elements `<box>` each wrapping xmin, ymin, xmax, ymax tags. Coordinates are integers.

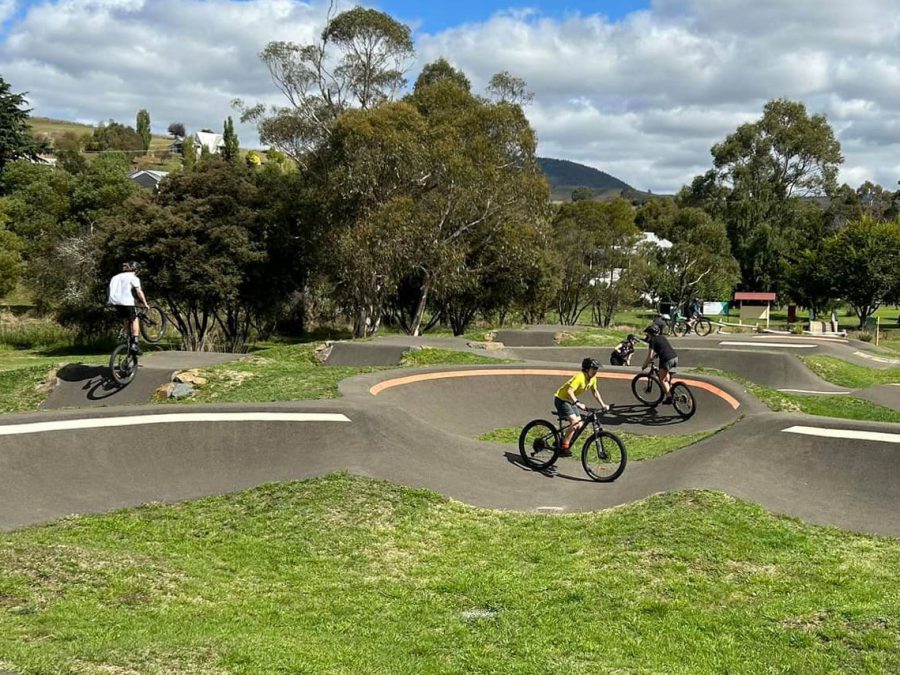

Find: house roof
<box><xmin>734</xmin><ymin>292</ymin><xmax>776</xmax><ymax>302</ymax></box>
<box><xmin>127</xmin><ymin>170</ymin><xmax>169</xmax><ymax>190</ymax></box>
<box><xmin>194</xmin><ymin>131</ymin><xmax>225</xmax><ymax>152</ymax></box>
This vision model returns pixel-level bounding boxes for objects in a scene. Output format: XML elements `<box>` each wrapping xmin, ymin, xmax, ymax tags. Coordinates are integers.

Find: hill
<box><xmin>537</xmin><ymin>157</ymin><xmax>631</xmax><ymax>200</ymax></box>
<box><xmin>28</xmin><ymin>116</ymin><xmax>173</xmax><ymax>153</ymax></box>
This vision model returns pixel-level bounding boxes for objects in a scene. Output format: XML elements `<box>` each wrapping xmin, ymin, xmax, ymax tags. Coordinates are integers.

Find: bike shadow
<box><xmin>599</xmin><ymin>402</ymin><xmax>688</xmax><ymax>428</ymax></box>
<box><xmin>503</xmin><ymin>452</ymin><xmax>595</xmax><ymax>483</ymax></box>
<box><xmin>56</xmin><ymin>363</ymin><xmax>131</xmax><ymax>400</ymax></box>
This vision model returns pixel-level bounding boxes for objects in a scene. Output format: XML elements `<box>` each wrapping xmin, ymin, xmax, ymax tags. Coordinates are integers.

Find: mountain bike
<box><xmin>673</xmin><ymin>313</ymin><xmax>713</xmax><ymax>337</ymax></box>
<box><xmin>107</xmin><ymin>305</ymin><xmax>167</xmax><ymax>385</ymax></box>
<box><xmin>518</xmin><ymin>407</ymin><xmax>627</xmax><ymax>482</ymax></box>
<box><xmin>630</xmin><ymin>363</ymin><xmax>696</xmax><ymax>418</ymax></box>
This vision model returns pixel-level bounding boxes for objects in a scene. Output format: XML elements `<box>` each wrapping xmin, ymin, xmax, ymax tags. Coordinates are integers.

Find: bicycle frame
<box><xmin>556</xmin><ymin>410</ymin><xmax>602</xmax><ymax>446</ymax></box>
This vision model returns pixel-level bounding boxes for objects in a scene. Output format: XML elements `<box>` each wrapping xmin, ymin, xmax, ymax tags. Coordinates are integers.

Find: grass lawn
<box><xmin>694</xmin><ymin>368</ymin><xmax>900</xmax><ymax>424</ymax></box>
<box><xmin>0</xmin><ymin>348</ymin><xmax>109</xmax><ymax>414</ymax></box>
<box><xmin>1</xmin><ymin>474</ymin><xmax>898</xmax><ymax>673</ymax></box>
<box><xmin>169</xmin><ymin>345</ymin><xmax>506</xmax><ymax>405</ymax></box>
<box><xmin>557</xmin><ymin>327</ymin><xmax>629</xmax><ymax>346</ymax></box>
<box><xmin>477</xmin><ymin>426</ymin><xmax>724</xmax><ymax>461</ymax></box>
<box><xmin>803</xmin><ymin>356</ymin><xmax>900</xmax><ymax>388</ymax></box>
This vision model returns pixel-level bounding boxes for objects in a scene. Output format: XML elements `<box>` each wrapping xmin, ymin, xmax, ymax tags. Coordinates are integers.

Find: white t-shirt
<box><xmin>108</xmin><ymin>272</ymin><xmax>141</xmax><ymax>306</ymax></box>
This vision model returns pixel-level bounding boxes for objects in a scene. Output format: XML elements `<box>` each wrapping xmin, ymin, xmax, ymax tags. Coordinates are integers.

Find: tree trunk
<box><xmin>409</xmin><ymin>276</ymin><xmax>431</xmax><ymax>337</ymax></box>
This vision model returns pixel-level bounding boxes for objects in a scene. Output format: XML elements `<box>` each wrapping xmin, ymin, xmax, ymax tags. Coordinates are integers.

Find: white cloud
<box><xmin>1</xmin><ymin>0</ymin><xmax>899</xmax><ymax>192</ymax></box>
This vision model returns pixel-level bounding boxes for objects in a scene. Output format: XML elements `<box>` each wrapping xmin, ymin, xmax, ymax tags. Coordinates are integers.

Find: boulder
<box><xmin>170</xmin><ymin>383</ymin><xmax>195</xmax><ymax>399</ymax></box>
<box><xmin>174</xmin><ymin>369</ymin><xmax>207</xmax><ymax>386</ymax></box>
<box><xmin>466</xmin><ymin>341</ymin><xmax>505</xmax><ymax>351</ymax></box>
<box><xmin>314</xmin><ymin>341</ymin><xmax>334</xmax><ymax>363</ymax></box>
<box><xmin>153</xmin><ymin>383</ymin><xmax>176</xmax><ymax>401</ymax></box>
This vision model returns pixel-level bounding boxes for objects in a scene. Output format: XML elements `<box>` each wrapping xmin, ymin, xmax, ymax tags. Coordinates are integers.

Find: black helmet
<box><xmin>123</xmin><ymin>260</ymin><xmax>141</xmax><ymax>273</ymax></box>
<box><xmin>627</xmin><ymin>333</ymin><xmax>639</xmax><ymax>342</ymax></box>
<box><xmin>645</xmin><ymin>324</ymin><xmax>661</xmax><ymax>336</ymax></box>
<box><xmin>581</xmin><ymin>357</ymin><xmax>600</xmax><ymax>370</ymax></box>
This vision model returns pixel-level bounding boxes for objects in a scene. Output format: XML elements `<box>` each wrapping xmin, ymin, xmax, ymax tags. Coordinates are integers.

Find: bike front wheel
<box><xmin>631</xmin><ymin>373</ymin><xmax>664</xmax><ymax>406</ymax></box>
<box><xmin>694</xmin><ymin>318</ymin><xmax>712</xmax><ymax>337</ymax></box>
<box><xmin>581</xmin><ymin>431</ymin><xmax>627</xmax><ymax>482</ymax></box>
<box><xmin>673</xmin><ymin>321</ymin><xmax>689</xmax><ymax>337</ymax></box>
<box><xmin>140</xmin><ymin>305</ymin><xmax>168</xmax><ymax>344</ymax></box>
<box><xmin>109</xmin><ymin>343</ymin><xmax>138</xmax><ymax>385</ymax></box>
<box><xmin>518</xmin><ymin>419</ymin><xmax>561</xmax><ymax>470</ymax></box>
<box><xmin>670</xmin><ymin>382</ymin><xmax>696</xmax><ymax>418</ymax></box>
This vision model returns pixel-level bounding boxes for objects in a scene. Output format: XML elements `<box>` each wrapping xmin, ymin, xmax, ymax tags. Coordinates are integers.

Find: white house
<box><xmin>193</xmin><ymin>130</ymin><xmax>225</xmax><ymax>156</ymax></box>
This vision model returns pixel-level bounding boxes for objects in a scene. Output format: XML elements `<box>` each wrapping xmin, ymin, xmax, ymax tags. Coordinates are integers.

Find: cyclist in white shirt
<box><xmin>108</xmin><ymin>261</ymin><xmax>149</xmax><ymax>355</ymax></box>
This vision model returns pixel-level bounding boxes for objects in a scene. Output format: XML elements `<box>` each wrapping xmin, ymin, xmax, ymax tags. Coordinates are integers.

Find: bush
<box><xmin>856</xmin><ymin>331</ymin><xmax>873</xmax><ymax>342</ymax></box>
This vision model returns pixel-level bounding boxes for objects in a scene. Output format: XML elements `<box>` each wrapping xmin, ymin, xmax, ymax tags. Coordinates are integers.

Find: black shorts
<box><xmin>554</xmin><ymin>397</ymin><xmax>579</xmax><ymax>419</ymax></box>
<box><xmin>114</xmin><ymin>305</ymin><xmax>138</xmax><ymax>321</ymax></box>
<box><xmin>660</xmin><ymin>357</ymin><xmax>678</xmax><ymax>371</ymax></box>
<box><xmin>610</xmin><ymin>352</ymin><xmax>625</xmax><ymax>366</ymax></box>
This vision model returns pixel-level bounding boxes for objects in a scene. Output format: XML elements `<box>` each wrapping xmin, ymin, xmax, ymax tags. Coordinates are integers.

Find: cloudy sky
<box><xmin>1</xmin><ymin>0</ymin><xmax>898</xmax><ymax>193</ymax></box>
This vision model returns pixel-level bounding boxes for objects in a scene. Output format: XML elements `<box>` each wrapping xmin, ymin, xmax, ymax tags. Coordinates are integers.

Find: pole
<box><xmin>876</xmin><ymin>316</ymin><xmax>880</xmax><ymax>346</ymax></box>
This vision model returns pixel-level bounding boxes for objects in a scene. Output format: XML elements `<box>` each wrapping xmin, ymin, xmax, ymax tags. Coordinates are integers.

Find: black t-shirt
<box><xmin>649</xmin><ymin>334</ymin><xmax>677</xmax><ymax>362</ymax></box>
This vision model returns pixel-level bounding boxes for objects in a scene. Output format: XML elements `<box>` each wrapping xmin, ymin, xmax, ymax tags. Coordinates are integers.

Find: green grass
<box><xmin>557</xmin><ymin>327</ymin><xmax>629</xmax><ymax>346</ymax></box>
<box><xmin>1</xmin><ymin>474</ymin><xmax>898</xmax><ymax>673</ymax></box>
<box><xmin>170</xmin><ymin>345</ymin><xmax>506</xmax><ymax>405</ymax></box>
<box><xmin>477</xmin><ymin>426</ymin><xmax>722</xmax><ymax>461</ymax></box>
<box><xmin>803</xmin><ymin>355</ymin><xmax>900</xmax><ymax>388</ymax></box>
<box><xmin>695</xmin><ymin>368</ymin><xmax>900</xmax><ymax>423</ymax></box>
<box><xmin>400</xmin><ymin>346</ymin><xmax>510</xmax><ymax>367</ymax></box>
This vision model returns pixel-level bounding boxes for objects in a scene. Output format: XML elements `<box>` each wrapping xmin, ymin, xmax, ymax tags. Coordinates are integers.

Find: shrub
<box><xmin>856</xmin><ymin>331</ymin><xmax>873</xmax><ymax>342</ymax></box>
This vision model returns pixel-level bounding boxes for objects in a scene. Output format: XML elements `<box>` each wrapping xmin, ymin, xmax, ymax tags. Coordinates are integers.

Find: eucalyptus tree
<box><xmin>237</xmin><ymin>5</ymin><xmax>413</xmax><ymax>165</ymax></box>
<box><xmin>0</xmin><ymin>76</ymin><xmax>46</xmax><ymax>175</ymax></box>
<box><xmin>692</xmin><ymin>98</ymin><xmax>842</xmax><ymax>290</ymax></box>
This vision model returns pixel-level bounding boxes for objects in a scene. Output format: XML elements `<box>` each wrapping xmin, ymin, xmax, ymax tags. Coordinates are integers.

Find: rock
<box><xmin>34</xmin><ymin>367</ymin><xmax>59</xmax><ymax>394</ymax></box>
<box><xmin>466</xmin><ymin>341</ymin><xmax>505</xmax><ymax>351</ymax></box>
<box><xmin>153</xmin><ymin>383</ymin><xmax>176</xmax><ymax>401</ymax></box>
<box><xmin>174</xmin><ymin>369</ymin><xmax>207</xmax><ymax>386</ymax></box>
<box><xmin>554</xmin><ymin>332</ymin><xmax>574</xmax><ymax>344</ymax></box>
<box><xmin>170</xmin><ymin>383</ymin><xmax>195</xmax><ymax>399</ymax></box>
<box><xmin>483</xmin><ymin>330</ymin><xmax>498</xmax><ymax>342</ymax></box>
<box><xmin>314</xmin><ymin>341</ymin><xmax>334</xmax><ymax>363</ymax></box>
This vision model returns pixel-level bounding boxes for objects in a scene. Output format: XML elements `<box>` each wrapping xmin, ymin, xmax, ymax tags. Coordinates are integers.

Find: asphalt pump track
<box><xmin>1</xmin><ymin>350</ymin><xmax>898</xmax><ymax>537</ymax></box>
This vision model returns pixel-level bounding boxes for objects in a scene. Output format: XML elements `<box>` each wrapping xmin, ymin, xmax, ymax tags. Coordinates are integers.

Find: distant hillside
<box><xmin>28</xmin><ymin>116</ymin><xmax>172</xmax><ymax>152</ymax></box>
<box><xmin>537</xmin><ymin>157</ymin><xmax>634</xmax><ymax>200</ymax></box>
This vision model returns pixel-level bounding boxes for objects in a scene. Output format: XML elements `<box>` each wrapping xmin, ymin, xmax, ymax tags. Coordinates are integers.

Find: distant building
<box><xmin>127</xmin><ymin>169</ymin><xmax>169</xmax><ymax>191</ymax></box>
<box><xmin>192</xmin><ymin>130</ymin><xmax>225</xmax><ymax>156</ymax></box>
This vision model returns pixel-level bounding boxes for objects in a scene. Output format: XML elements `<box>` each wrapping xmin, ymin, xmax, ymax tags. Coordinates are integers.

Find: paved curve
<box><xmin>1</xmin><ymin>358</ymin><xmax>899</xmax><ymax>536</ymax></box>
<box><xmin>41</xmin><ymin>351</ymin><xmax>241</xmax><ymax>410</ymax></box>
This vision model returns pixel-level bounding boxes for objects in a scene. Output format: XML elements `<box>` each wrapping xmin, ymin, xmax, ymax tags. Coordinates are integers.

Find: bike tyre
<box><xmin>109</xmin><ymin>343</ymin><xmax>138</xmax><ymax>385</ymax></box>
<box><xmin>518</xmin><ymin>419</ymin><xmax>561</xmax><ymax>470</ymax></box>
<box><xmin>670</xmin><ymin>382</ymin><xmax>696</xmax><ymax>419</ymax></box>
<box><xmin>694</xmin><ymin>318</ymin><xmax>712</xmax><ymax>337</ymax></box>
<box><xmin>581</xmin><ymin>431</ymin><xmax>627</xmax><ymax>482</ymax></box>
<box><xmin>140</xmin><ymin>305</ymin><xmax>168</xmax><ymax>344</ymax></box>
<box><xmin>631</xmin><ymin>373</ymin><xmax>664</xmax><ymax>406</ymax></box>
<box><xmin>673</xmin><ymin>321</ymin><xmax>689</xmax><ymax>337</ymax></box>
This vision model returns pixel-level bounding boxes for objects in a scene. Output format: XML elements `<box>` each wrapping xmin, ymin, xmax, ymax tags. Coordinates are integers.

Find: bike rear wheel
<box><xmin>694</xmin><ymin>317</ymin><xmax>712</xmax><ymax>336</ymax></box>
<box><xmin>581</xmin><ymin>431</ymin><xmax>627</xmax><ymax>482</ymax></box>
<box><xmin>109</xmin><ymin>343</ymin><xmax>138</xmax><ymax>385</ymax></box>
<box><xmin>670</xmin><ymin>382</ymin><xmax>696</xmax><ymax>418</ymax></box>
<box><xmin>673</xmin><ymin>321</ymin><xmax>689</xmax><ymax>337</ymax></box>
<box><xmin>518</xmin><ymin>419</ymin><xmax>561</xmax><ymax>470</ymax></box>
<box><xmin>140</xmin><ymin>305</ymin><xmax>168</xmax><ymax>344</ymax></box>
<box><xmin>631</xmin><ymin>373</ymin><xmax>664</xmax><ymax>406</ymax></box>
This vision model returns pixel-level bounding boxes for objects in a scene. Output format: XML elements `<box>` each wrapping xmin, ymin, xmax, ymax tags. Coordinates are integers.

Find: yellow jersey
<box><xmin>554</xmin><ymin>371</ymin><xmax>597</xmax><ymax>401</ymax></box>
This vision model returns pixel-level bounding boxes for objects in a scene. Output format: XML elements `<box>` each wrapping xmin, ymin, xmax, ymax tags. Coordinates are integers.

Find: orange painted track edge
<box><xmin>369</xmin><ymin>369</ymin><xmax>741</xmax><ymax>409</ymax></box>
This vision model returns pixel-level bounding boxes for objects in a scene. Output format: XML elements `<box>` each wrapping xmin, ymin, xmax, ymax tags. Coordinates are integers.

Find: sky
<box><xmin>1</xmin><ymin>0</ymin><xmax>899</xmax><ymax>194</ymax></box>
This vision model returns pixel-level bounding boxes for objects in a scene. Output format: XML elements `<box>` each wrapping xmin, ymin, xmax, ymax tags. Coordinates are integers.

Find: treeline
<box><xmin>0</xmin><ymin>8</ymin><xmax>898</xmax><ymax>352</ymax></box>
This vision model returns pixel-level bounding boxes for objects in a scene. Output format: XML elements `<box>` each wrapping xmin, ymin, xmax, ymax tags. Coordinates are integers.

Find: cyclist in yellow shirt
<box><xmin>553</xmin><ymin>357</ymin><xmax>610</xmax><ymax>456</ymax></box>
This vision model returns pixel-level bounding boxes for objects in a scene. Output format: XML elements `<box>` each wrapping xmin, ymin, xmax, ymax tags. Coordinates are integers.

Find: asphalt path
<box><xmin>1</xmin><ymin>339</ymin><xmax>898</xmax><ymax>537</ymax></box>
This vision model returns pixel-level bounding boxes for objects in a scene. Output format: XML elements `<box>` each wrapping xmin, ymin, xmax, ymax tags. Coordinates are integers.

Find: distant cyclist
<box><xmin>610</xmin><ymin>334</ymin><xmax>640</xmax><ymax>366</ymax></box>
<box><xmin>108</xmin><ymin>261</ymin><xmax>149</xmax><ymax>355</ymax></box>
<box><xmin>642</xmin><ymin>324</ymin><xmax>678</xmax><ymax>404</ymax></box>
<box><xmin>553</xmin><ymin>357</ymin><xmax>610</xmax><ymax>456</ymax></box>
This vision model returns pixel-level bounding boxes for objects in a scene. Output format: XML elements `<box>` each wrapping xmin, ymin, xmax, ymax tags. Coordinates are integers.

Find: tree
<box><xmin>237</xmin><ymin>6</ymin><xmax>413</xmax><ymax>163</ymax></box>
<box><xmin>552</xmin><ymin>199</ymin><xmax>641</xmax><ymax>326</ymax></box>
<box><xmin>84</xmin><ymin>120</ymin><xmax>144</xmax><ymax>154</ymax></box>
<box><xmin>222</xmin><ymin>116</ymin><xmax>239</xmax><ymax>162</ymax></box>
<box><xmin>486</xmin><ymin>70</ymin><xmax>533</xmax><ymax>106</ymax></box>
<box><xmin>54</xmin><ymin>131</ymin><xmax>89</xmax><ymax>174</ymax></box>
<box><xmin>0</xmin><ymin>204</ymin><xmax>23</xmax><ymax>296</ymax></box>
<box><xmin>824</xmin><ymin>216</ymin><xmax>900</xmax><ymax>328</ymax></box>
<box><xmin>571</xmin><ymin>187</ymin><xmax>593</xmax><ymax>202</ymax></box>
<box><xmin>167</xmin><ymin>121</ymin><xmax>186</xmax><ymax>138</ymax></box>
<box><xmin>0</xmin><ymin>76</ymin><xmax>46</xmax><ymax>175</ymax></box>
<box><xmin>701</xmin><ymin>99</ymin><xmax>843</xmax><ymax>290</ymax></box>
<box><xmin>181</xmin><ymin>136</ymin><xmax>196</xmax><ymax>170</ymax></box>
<box><xmin>136</xmin><ymin>109</ymin><xmax>151</xmax><ymax>153</ymax></box>
<box><xmin>101</xmin><ymin>162</ymin><xmax>309</xmax><ymax>351</ymax></box>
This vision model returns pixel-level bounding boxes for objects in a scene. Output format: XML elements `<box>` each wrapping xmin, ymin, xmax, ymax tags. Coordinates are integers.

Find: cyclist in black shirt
<box><xmin>610</xmin><ymin>334</ymin><xmax>640</xmax><ymax>366</ymax></box>
<box><xmin>642</xmin><ymin>323</ymin><xmax>678</xmax><ymax>404</ymax></box>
